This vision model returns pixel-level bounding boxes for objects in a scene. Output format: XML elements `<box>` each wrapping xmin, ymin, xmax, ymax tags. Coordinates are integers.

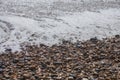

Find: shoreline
<box><xmin>0</xmin><ymin>35</ymin><xmax>120</xmax><ymax>80</ymax></box>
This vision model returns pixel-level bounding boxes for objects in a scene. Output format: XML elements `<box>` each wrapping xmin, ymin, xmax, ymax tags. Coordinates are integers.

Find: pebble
<box><xmin>90</xmin><ymin>37</ymin><xmax>98</xmax><ymax>43</ymax></box>
<box><xmin>82</xmin><ymin>78</ymin><xmax>88</xmax><ymax>80</ymax></box>
<box><xmin>5</xmin><ymin>48</ymin><xmax>12</xmax><ymax>52</ymax></box>
<box><xmin>12</xmin><ymin>58</ymin><xmax>19</xmax><ymax>63</ymax></box>
<box><xmin>23</xmin><ymin>72</ymin><xmax>31</xmax><ymax>79</ymax></box>
<box><xmin>0</xmin><ymin>68</ymin><xmax>3</xmax><ymax>74</ymax></box>
<box><xmin>4</xmin><ymin>74</ymin><xmax>10</xmax><ymax>78</ymax></box>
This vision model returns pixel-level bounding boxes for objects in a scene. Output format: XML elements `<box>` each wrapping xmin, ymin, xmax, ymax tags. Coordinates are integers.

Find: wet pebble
<box><xmin>0</xmin><ymin>35</ymin><xmax>119</xmax><ymax>79</ymax></box>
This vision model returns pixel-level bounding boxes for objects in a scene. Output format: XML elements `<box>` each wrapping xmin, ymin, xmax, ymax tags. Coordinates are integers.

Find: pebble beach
<box><xmin>0</xmin><ymin>35</ymin><xmax>120</xmax><ymax>80</ymax></box>
<box><xmin>0</xmin><ymin>0</ymin><xmax>120</xmax><ymax>80</ymax></box>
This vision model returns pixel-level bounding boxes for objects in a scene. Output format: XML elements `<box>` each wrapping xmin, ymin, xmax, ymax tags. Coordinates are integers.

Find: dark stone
<box><xmin>74</xmin><ymin>67</ymin><xmax>81</xmax><ymax>73</ymax></box>
<box><xmin>115</xmin><ymin>35</ymin><xmax>120</xmax><ymax>38</ymax></box>
<box><xmin>99</xmin><ymin>55</ymin><xmax>106</xmax><ymax>59</ymax></box>
<box><xmin>62</xmin><ymin>40</ymin><xmax>70</xmax><ymax>44</ymax></box>
<box><xmin>69</xmin><ymin>74</ymin><xmax>76</xmax><ymax>79</ymax></box>
<box><xmin>35</xmin><ymin>76</ymin><xmax>40</xmax><ymax>80</ymax></box>
<box><xmin>12</xmin><ymin>58</ymin><xmax>19</xmax><ymax>63</ymax></box>
<box><xmin>53</xmin><ymin>62</ymin><xmax>63</xmax><ymax>65</ymax></box>
<box><xmin>40</xmin><ymin>62</ymin><xmax>47</xmax><ymax>69</ymax></box>
<box><xmin>0</xmin><ymin>68</ymin><xmax>3</xmax><ymax>74</ymax></box>
<box><xmin>5</xmin><ymin>48</ymin><xmax>12</xmax><ymax>52</ymax></box>
<box><xmin>76</xmin><ymin>78</ymin><xmax>82</xmax><ymax>80</ymax></box>
<box><xmin>20</xmin><ymin>77</ymin><xmax>26</xmax><ymax>80</ymax></box>
<box><xmin>40</xmin><ymin>44</ymin><xmax>46</xmax><ymax>47</ymax></box>
<box><xmin>0</xmin><ymin>61</ymin><xmax>4</xmax><ymax>68</ymax></box>
<box><xmin>24</xmin><ymin>57</ymin><xmax>31</xmax><ymax>61</ymax></box>
<box><xmin>83</xmin><ymin>53</ymin><xmax>89</xmax><ymax>58</ymax></box>
<box><xmin>118</xmin><ymin>64</ymin><xmax>120</xmax><ymax>67</ymax></box>
<box><xmin>51</xmin><ymin>74</ymin><xmax>58</xmax><ymax>78</ymax></box>
<box><xmin>29</xmin><ymin>65</ymin><xmax>36</xmax><ymax>72</ymax></box>
<box><xmin>95</xmin><ymin>69</ymin><xmax>101</xmax><ymax>73</ymax></box>
<box><xmin>93</xmin><ymin>73</ymin><xmax>99</xmax><ymax>78</ymax></box>
<box><xmin>75</xmin><ymin>42</ymin><xmax>81</xmax><ymax>48</ymax></box>
<box><xmin>46</xmin><ymin>61</ymin><xmax>50</xmax><ymax>65</ymax></box>
<box><xmin>90</xmin><ymin>37</ymin><xmax>98</xmax><ymax>43</ymax></box>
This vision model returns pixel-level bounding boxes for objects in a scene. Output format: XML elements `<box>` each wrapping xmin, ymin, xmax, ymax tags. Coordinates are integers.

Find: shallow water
<box><xmin>0</xmin><ymin>0</ymin><xmax>120</xmax><ymax>52</ymax></box>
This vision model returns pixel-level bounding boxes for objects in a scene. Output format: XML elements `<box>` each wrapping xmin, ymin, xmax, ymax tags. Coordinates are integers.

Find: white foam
<box><xmin>0</xmin><ymin>8</ymin><xmax>120</xmax><ymax>52</ymax></box>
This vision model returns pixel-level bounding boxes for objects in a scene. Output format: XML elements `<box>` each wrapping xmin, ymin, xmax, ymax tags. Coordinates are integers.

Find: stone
<box><xmin>115</xmin><ymin>35</ymin><xmax>120</xmax><ymax>38</ymax></box>
<box><xmin>5</xmin><ymin>48</ymin><xmax>12</xmax><ymax>52</ymax></box>
<box><xmin>12</xmin><ymin>58</ymin><xmax>19</xmax><ymax>63</ymax></box>
<box><xmin>90</xmin><ymin>37</ymin><xmax>98</xmax><ymax>43</ymax></box>
<box><xmin>53</xmin><ymin>62</ymin><xmax>63</xmax><ymax>65</ymax></box>
<box><xmin>0</xmin><ymin>68</ymin><xmax>3</xmax><ymax>74</ymax></box>
<box><xmin>82</xmin><ymin>78</ymin><xmax>88</xmax><ymax>80</ymax></box>
<box><xmin>23</xmin><ymin>73</ymin><xmax>31</xmax><ymax>79</ymax></box>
